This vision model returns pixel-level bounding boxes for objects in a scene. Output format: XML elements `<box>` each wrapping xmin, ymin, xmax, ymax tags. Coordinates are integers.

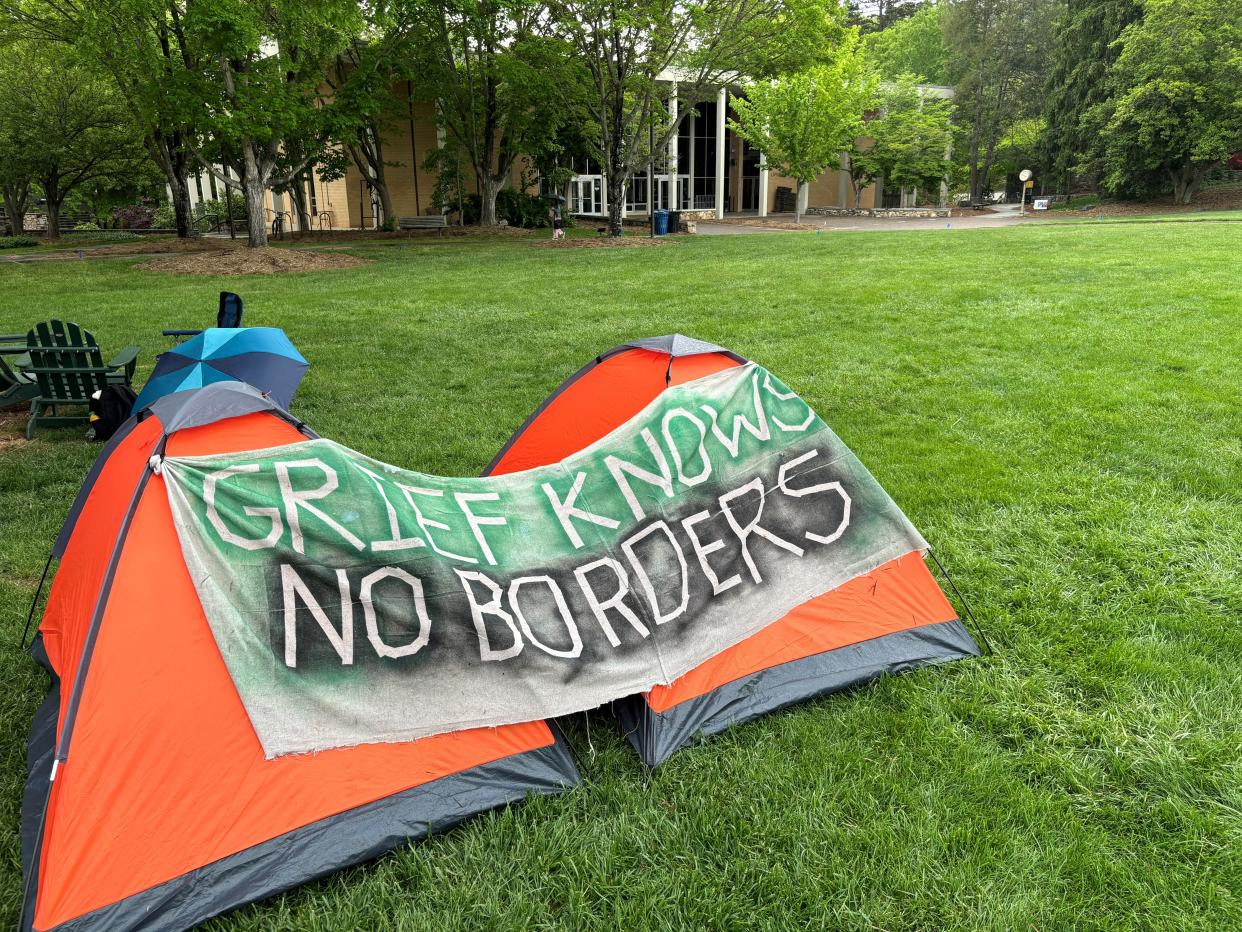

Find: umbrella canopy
<box><xmin>133</xmin><ymin>327</ymin><xmax>308</xmax><ymax>414</ymax></box>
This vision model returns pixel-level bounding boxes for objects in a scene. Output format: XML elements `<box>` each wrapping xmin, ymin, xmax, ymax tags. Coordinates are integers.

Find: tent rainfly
<box><xmin>486</xmin><ymin>336</ymin><xmax>979</xmax><ymax>766</ymax></box>
<box><xmin>20</xmin><ymin>382</ymin><xmax>579</xmax><ymax>932</ymax></box>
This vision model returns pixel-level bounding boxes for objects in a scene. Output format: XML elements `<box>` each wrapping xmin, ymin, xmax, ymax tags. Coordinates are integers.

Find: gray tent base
<box><xmin>614</xmin><ymin>619</ymin><xmax>979</xmax><ymax>768</ymax></box>
<box><xmin>21</xmin><ymin>631</ymin><xmax>579</xmax><ymax>932</ymax></box>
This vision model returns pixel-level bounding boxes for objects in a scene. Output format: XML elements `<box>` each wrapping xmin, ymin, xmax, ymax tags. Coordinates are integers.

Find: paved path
<box><xmin>695</xmin><ymin>206</ymin><xmax>1030</xmax><ymax>235</ymax></box>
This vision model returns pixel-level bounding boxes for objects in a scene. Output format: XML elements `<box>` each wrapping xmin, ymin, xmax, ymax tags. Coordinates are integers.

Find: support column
<box><xmin>667</xmin><ymin>83</ymin><xmax>679</xmax><ymax>210</ymax></box>
<box><xmin>714</xmin><ymin>86</ymin><xmax>726</xmax><ymax>220</ymax></box>
<box><xmin>758</xmin><ymin>149</ymin><xmax>769</xmax><ymax>217</ymax></box>
<box><xmin>688</xmin><ymin>110</ymin><xmax>696</xmax><ymax>209</ymax></box>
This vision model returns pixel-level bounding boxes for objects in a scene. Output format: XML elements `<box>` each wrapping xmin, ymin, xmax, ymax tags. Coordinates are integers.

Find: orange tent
<box><xmin>21</xmin><ymin>383</ymin><xmax>579</xmax><ymax>931</ymax></box>
<box><xmin>486</xmin><ymin>336</ymin><xmax>979</xmax><ymax>766</ymax></box>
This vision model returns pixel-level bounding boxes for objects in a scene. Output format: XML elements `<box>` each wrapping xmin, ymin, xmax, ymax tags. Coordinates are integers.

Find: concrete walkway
<box><xmin>695</xmin><ymin>207</ymin><xmax>1030</xmax><ymax>235</ymax></box>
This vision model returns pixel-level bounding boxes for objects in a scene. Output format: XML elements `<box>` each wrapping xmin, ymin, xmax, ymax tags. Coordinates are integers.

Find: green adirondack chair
<box><xmin>20</xmin><ymin>321</ymin><xmax>139</xmax><ymax>439</ymax></box>
<box><xmin>0</xmin><ymin>332</ymin><xmax>39</xmax><ymax>410</ymax></box>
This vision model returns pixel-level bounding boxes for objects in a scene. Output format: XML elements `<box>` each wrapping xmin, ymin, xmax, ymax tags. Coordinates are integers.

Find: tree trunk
<box><xmin>148</xmin><ymin>133</ymin><xmax>195</xmax><ymax>238</ymax></box>
<box><xmin>794</xmin><ymin>180</ymin><xmax>805</xmax><ymax>224</ymax></box>
<box><xmin>374</xmin><ymin>174</ymin><xmax>394</xmax><ymax>228</ymax></box>
<box><xmin>1169</xmin><ymin>168</ymin><xmax>1187</xmax><ymax>205</ymax></box>
<box><xmin>1170</xmin><ymin>163</ymin><xmax>1205</xmax><ymax>205</ymax></box>
<box><xmin>45</xmin><ymin>198</ymin><xmax>62</xmax><ymax>241</ymax></box>
<box><xmin>3</xmin><ymin>182</ymin><xmax>28</xmax><ymax>235</ymax></box>
<box><xmin>479</xmin><ymin>174</ymin><xmax>502</xmax><ymax>227</ymax></box>
<box><xmin>288</xmin><ymin>177</ymin><xmax>310</xmax><ymax>233</ymax></box>
<box><xmin>169</xmin><ymin>175</ymin><xmax>194</xmax><ymax>238</ymax></box>
<box><xmin>371</xmin><ymin>136</ymin><xmax>394</xmax><ymax>228</ymax></box>
<box><xmin>606</xmin><ymin>171</ymin><xmax>626</xmax><ymax>237</ymax></box>
<box><xmin>240</xmin><ymin>144</ymin><xmax>268</xmax><ymax>248</ymax></box>
<box><xmin>851</xmin><ymin>177</ymin><xmax>863</xmax><ymax>209</ymax></box>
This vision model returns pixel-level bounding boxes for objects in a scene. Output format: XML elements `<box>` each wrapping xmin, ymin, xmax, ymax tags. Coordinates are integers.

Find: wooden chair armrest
<box><xmin>108</xmin><ymin>346</ymin><xmax>140</xmax><ymax>382</ymax></box>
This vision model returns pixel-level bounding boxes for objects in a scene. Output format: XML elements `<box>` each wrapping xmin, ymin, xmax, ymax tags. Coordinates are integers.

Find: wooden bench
<box><xmin>399</xmin><ymin>215</ymin><xmax>448</xmax><ymax>235</ymax></box>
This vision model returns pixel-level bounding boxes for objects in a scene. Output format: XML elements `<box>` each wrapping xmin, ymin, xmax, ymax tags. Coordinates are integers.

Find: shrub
<box><xmin>65</xmin><ymin>230</ymin><xmax>142</xmax><ymax>242</ymax></box>
<box><xmin>192</xmin><ymin>194</ymin><xmax>249</xmax><ymax>232</ymax></box>
<box><xmin>72</xmin><ymin>221</ymin><xmax>102</xmax><ymax>231</ymax></box>
<box><xmin>152</xmin><ymin>204</ymin><xmax>177</xmax><ymax>229</ymax></box>
<box><xmin>113</xmin><ymin>199</ymin><xmax>155</xmax><ymax>230</ymax></box>
<box><xmin>0</xmin><ymin>236</ymin><xmax>38</xmax><ymax>249</ymax></box>
<box><xmin>496</xmin><ymin>189</ymin><xmax>552</xmax><ymax>228</ymax></box>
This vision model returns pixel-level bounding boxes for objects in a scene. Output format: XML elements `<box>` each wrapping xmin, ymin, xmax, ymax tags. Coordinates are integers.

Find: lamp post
<box><xmin>1019</xmin><ymin>169</ymin><xmax>1033</xmax><ymax>217</ymax></box>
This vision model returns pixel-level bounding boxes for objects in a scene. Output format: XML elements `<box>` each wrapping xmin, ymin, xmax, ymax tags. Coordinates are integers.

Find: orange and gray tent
<box><xmin>21</xmin><ymin>383</ymin><xmax>579</xmax><ymax>932</ymax></box>
<box><xmin>485</xmin><ymin>335</ymin><xmax>980</xmax><ymax>767</ymax></box>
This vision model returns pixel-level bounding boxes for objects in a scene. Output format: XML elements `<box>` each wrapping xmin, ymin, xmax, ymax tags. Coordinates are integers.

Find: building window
<box><xmin>626</xmin><ymin>176</ymin><xmax>648</xmax><ymax>213</ymax></box>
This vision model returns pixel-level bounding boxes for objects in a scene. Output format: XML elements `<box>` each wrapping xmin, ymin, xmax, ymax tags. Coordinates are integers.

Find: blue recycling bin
<box><xmin>654</xmin><ymin>209</ymin><xmax>669</xmax><ymax>236</ymax></box>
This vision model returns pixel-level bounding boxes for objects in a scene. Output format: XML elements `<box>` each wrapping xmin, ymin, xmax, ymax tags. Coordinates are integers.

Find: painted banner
<box><xmin>161</xmin><ymin>363</ymin><xmax>928</xmax><ymax>757</ymax></box>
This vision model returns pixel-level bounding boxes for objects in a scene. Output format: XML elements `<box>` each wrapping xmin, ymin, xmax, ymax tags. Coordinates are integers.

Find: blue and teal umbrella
<box><xmin>133</xmin><ymin>327</ymin><xmax>308</xmax><ymax>414</ymax></box>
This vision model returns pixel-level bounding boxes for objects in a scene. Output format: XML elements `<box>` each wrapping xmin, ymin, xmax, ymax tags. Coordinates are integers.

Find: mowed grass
<box><xmin>1</xmin><ymin>224</ymin><xmax>1240</xmax><ymax>930</ymax></box>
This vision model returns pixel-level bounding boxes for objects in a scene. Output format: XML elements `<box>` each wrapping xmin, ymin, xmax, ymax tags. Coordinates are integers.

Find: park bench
<box><xmin>18</xmin><ymin>320</ymin><xmax>139</xmax><ymax>438</ymax></box>
<box><xmin>399</xmin><ymin>215</ymin><xmax>448</xmax><ymax>235</ymax></box>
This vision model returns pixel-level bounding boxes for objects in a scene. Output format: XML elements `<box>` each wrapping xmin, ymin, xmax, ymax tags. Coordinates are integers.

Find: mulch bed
<box><xmin>531</xmin><ymin>236</ymin><xmax>673</xmax><ymax>248</ymax></box>
<box><xmin>1033</xmin><ymin>183</ymin><xmax>1242</xmax><ymax>219</ymax></box>
<box><xmin>136</xmin><ymin>246</ymin><xmax>372</xmax><ymax>275</ymax></box>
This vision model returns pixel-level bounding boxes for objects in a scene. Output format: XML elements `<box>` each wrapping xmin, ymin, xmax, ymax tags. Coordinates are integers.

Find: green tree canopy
<box><xmin>863</xmin><ymin>2</ymin><xmax>953</xmax><ymax>85</ymax></box>
<box><xmin>730</xmin><ymin>34</ymin><xmax>875</xmax><ymax>222</ymax></box>
<box><xmin>945</xmin><ymin>0</ymin><xmax>1056</xmax><ymax>201</ymax></box>
<box><xmin>416</xmin><ymin>0</ymin><xmax>587</xmax><ymax>228</ymax></box>
<box><xmin>0</xmin><ymin>41</ymin><xmax>146</xmax><ymax>239</ymax></box>
<box><xmin>549</xmin><ymin>0</ymin><xmax>840</xmax><ymax>236</ymax></box>
<box><xmin>846</xmin><ymin>73</ymin><xmax>954</xmax><ymax>206</ymax></box>
<box><xmin>1101</xmin><ymin>0</ymin><xmax>1242</xmax><ymax>203</ymax></box>
<box><xmin>187</xmin><ymin>0</ymin><xmax>363</xmax><ymax>246</ymax></box>
<box><xmin>1038</xmin><ymin>0</ymin><xmax>1141</xmax><ymax>190</ymax></box>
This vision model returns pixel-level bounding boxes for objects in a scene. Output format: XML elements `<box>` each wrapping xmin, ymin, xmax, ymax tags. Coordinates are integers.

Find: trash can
<box><xmin>654</xmin><ymin>209</ymin><xmax>669</xmax><ymax>236</ymax></box>
<box><xmin>667</xmin><ymin>210</ymin><xmax>681</xmax><ymax>234</ymax></box>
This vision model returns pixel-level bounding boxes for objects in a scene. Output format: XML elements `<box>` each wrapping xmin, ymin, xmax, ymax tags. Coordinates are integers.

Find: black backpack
<box><xmin>87</xmin><ymin>384</ymin><xmax>138</xmax><ymax>442</ymax></box>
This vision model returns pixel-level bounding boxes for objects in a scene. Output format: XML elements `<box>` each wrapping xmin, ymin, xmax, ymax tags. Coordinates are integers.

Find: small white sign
<box><xmin>1033</xmin><ymin>199</ymin><xmax>1050</xmax><ymax>211</ymax></box>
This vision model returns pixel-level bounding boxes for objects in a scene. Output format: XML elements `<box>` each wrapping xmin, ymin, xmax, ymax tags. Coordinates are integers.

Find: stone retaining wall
<box><xmin>806</xmin><ymin>206</ymin><xmax>951</xmax><ymax>219</ymax></box>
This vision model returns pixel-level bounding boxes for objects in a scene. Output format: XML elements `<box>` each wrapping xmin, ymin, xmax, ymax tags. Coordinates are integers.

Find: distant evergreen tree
<box><xmin>1039</xmin><ymin>0</ymin><xmax>1141</xmax><ymax>191</ymax></box>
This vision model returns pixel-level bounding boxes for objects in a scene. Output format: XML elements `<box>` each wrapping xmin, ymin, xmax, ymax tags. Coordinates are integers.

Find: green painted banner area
<box><xmin>161</xmin><ymin>363</ymin><xmax>928</xmax><ymax>757</ymax></box>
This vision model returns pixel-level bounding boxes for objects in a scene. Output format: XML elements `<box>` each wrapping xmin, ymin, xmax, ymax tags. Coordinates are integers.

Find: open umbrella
<box><xmin>132</xmin><ymin>327</ymin><xmax>308</xmax><ymax>414</ymax></box>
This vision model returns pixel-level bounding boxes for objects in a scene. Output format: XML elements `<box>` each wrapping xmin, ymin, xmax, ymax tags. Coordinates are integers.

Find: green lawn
<box><xmin>2</xmin><ymin>224</ymin><xmax>1240</xmax><ymax>929</ymax></box>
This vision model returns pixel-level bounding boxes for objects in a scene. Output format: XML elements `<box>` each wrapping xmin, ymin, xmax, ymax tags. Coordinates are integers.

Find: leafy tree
<box><xmin>0</xmin><ymin>71</ymin><xmax>31</xmax><ymax>234</ymax></box>
<box><xmin>863</xmin><ymin>1</ymin><xmax>953</xmax><ymax>85</ymax></box>
<box><xmin>730</xmin><ymin>35</ymin><xmax>875</xmax><ymax>222</ymax></box>
<box><xmin>321</xmin><ymin>0</ymin><xmax>422</xmax><ymax>228</ymax></box>
<box><xmin>1039</xmin><ymin>0</ymin><xmax>1140</xmax><ymax>191</ymax></box>
<box><xmin>1101</xmin><ymin>0</ymin><xmax>1242</xmax><ymax>204</ymax></box>
<box><xmin>945</xmin><ymin>0</ymin><xmax>1055</xmax><ymax>201</ymax></box>
<box><xmin>0</xmin><ymin>42</ymin><xmax>146</xmax><ymax>239</ymax></box>
<box><xmin>188</xmin><ymin>0</ymin><xmax>363</xmax><ymax>247</ymax></box>
<box><xmin>848</xmin><ymin>0</ymin><xmax>924</xmax><ymax>33</ymax></box>
<box><xmin>7</xmin><ymin>0</ymin><xmax>208</xmax><ymax>238</ymax></box>
<box><xmin>846</xmin><ymin>73</ymin><xmax>954</xmax><ymax>206</ymax></box>
<box><xmin>549</xmin><ymin>0</ymin><xmax>838</xmax><ymax>236</ymax></box>
<box><xmin>415</xmin><ymin>1</ymin><xmax>583</xmax><ymax>227</ymax></box>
